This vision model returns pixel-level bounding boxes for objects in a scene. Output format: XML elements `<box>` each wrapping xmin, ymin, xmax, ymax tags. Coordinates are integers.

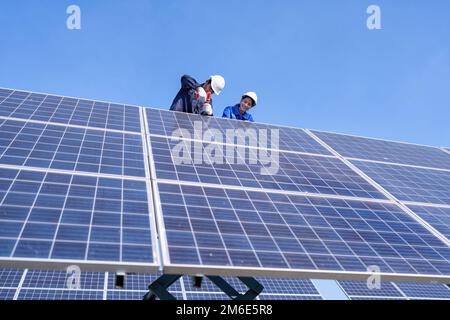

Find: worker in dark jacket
<box><xmin>222</xmin><ymin>92</ymin><xmax>257</xmax><ymax>122</ymax></box>
<box><xmin>170</xmin><ymin>75</ymin><xmax>225</xmax><ymax>116</ymax></box>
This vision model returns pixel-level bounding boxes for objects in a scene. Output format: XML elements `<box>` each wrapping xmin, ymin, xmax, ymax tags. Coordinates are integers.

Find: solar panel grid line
<box><xmin>0</xmin><ymin>168</ymin><xmax>159</xmax><ymax>272</ymax></box>
<box><xmin>149</xmin><ymin>136</ymin><xmax>388</xmax><ymax>200</ymax></box>
<box><xmin>312</xmin><ymin>128</ymin><xmax>447</xmax><ymax>151</ymax></box>
<box><xmin>0</xmin><ymin>112</ymin><xmax>142</xmax><ymax>135</ymax></box>
<box><xmin>0</xmin><ymin>89</ymin><xmax>14</xmax><ymax>105</ymax></box>
<box><xmin>0</xmin><ymin>88</ymin><xmax>142</xmax><ymax>133</ymax></box>
<box><xmin>0</xmin><ymin>87</ymin><xmax>141</xmax><ymax>119</ymax></box>
<box><xmin>336</xmin><ymin>280</ymin><xmax>407</xmax><ymax>299</ymax></box>
<box><xmin>304</xmin><ymin>129</ymin><xmax>450</xmax><ymax>249</ymax></box>
<box><xmin>403</xmin><ymin>202</ymin><xmax>450</xmax><ymax>210</ymax></box>
<box><xmin>394</xmin><ymin>282</ymin><xmax>450</xmax><ymax>299</ymax></box>
<box><xmin>350</xmin><ymin>160</ymin><xmax>450</xmax><ymax>206</ymax></box>
<box><xmin>13</xmin><ymin>268</ymin><xmax>27</xmax><ymax>300</ymax></box>
<box><xmin>156</xmin><ymin>178</ymin><xmax>394</xmax><ymax>205</ymax></box>
<box><xmin>310</xmin><ymin>129</ymin><xmax>450</xmax><ymax>171</ymax></box>
<box><xmin>147</xmin><ymin>132</ymin><xmax>335</xmax><ymax>159</ymax></box>
<box><xmin>0</xmin><ymin>163</ymin><xmax>147</xmax><ymax>182</ymax></box>
<box><xmin>345</xmin><ymin>157</ymin><xmax>450</xmax><ymax>174</ymax></box>
<box><xmin>0</xmin><ymin>120</ymin><xmax>147</xmax><ymax>178</ymax></box>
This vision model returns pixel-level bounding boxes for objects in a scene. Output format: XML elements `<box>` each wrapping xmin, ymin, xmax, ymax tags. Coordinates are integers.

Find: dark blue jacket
<box><xmin>170</xmin><ymin>75</ymin><xmax>213</xmax><ymax>113</ymax></box>
<box><xmin>222</xmin><ymin>104</ymin><xmax>254</xmax><ymax>122</ymax></box>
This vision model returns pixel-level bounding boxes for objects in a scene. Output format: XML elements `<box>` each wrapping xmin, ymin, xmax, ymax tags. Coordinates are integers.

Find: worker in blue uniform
<box><xmin>222</xmin><ymin>92</ymin><xmax>257</xmax><ymax>122</ymax></box>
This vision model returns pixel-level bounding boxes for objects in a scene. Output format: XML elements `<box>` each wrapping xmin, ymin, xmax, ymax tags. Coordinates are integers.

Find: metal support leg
<box><xmin>143</xmin><ymin>274</ymin><xmax>182</xmax><ymax>301</ymax></box>
<box><xmin>207</xmin><ymin>276</ymin><xmax>264</xmax><ymax>300</ymax></box>
<box><xmin>144</xmin><ymin>274</ymin><xmax>264</xmax><ymax>301</ymax></box>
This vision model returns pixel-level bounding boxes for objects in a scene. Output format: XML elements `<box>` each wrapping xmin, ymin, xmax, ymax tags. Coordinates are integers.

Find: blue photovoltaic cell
<box><xmin>407</xmin><ymin>205</ymin><xmax>450</xmax><ymax>241</ymax></box>
<box><xmin>158</xmin><ymin>182</ymin><xmax>450</xmax><ymax>277</ymax></box>
<box><xmin>0</xmin><ymin>269</ymin><xmax>23</xmax><ymax>287</ymax></box>
<box><xmin>150</xmin><ymin>136</ymin><xmax>385</xmax><ymax>199</ymax></box>
<box><xmin>0</xmin><ymin>89</ymin><xmax>141</xmax><ymax>133</ymax></box>
<box><xmin>0</xmin><ymin>119</ymin><xmax>145</xmax><ymax>177</ymax></box>
<box><xmin>395</xmin><ymin>282</ymin><xmax>450</xmax><ymax>299</ymax></box>
<box><xmin>338</xmin><ymin>280</ymin><xmax>404</xmax><ymax>298</ymax></box>
<box><xmin>0</xmin><ymin>289</ymin><xmax>16</xmax><ymax>300</ymax></box>
<box><xmin>0</xmin><ymin>168</ymin><xmax>155</xmax><ymax>266</ymax></box>
<box><xmin>23</xmin><ymin>270</ymin><xmax>104</xmax><ymax>290</ymax></box>
<box><xmin>18</xmin><ymin>289</ymin><xmax>104</xmax><ymax>300</ymax></box>
<box><xmin>256</xmin><ymin>278</ymin><xmax>320</xmax><ymax>295</ymax></box>
<box><xmin>146</xmin><ymin>108</ymin><xmax>332</xmax><ymax>155</ymax></box>
<box><xmin>312</xmin><ymin>130</ymin><xmax>450</xmax><ymax>170</ymax></box>
<box><xmin>352</xmin><ymin>160</ymin><xmax>450</xmax><ymax>205</ymax></box>
<box><xmin>339</xmin><ymin>280</ymin><xmax>450</xmax><ymax>300</ymax></box>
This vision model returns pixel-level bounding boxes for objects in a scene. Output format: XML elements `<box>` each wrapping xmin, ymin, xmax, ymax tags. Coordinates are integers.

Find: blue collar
<box><xmin>232</xmin><ymin>104</ymin><xmax>252</xmax><ymax>120</ymax></box>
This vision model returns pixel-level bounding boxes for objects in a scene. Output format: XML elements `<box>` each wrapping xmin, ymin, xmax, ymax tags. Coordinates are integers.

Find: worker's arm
<box><xmin>222</xmin><ymin>106</ymin><xmax>233</xmax><ymax>119</ymax></box>
<box><xmin>247</xmin><ymin>114</ymin><xmax>255</xmax><ymax>122</ymax></box>
<box><xmin>181</xmin><ymin>75</ymin><xmax>200</xmax><ymax>91</ymax></box>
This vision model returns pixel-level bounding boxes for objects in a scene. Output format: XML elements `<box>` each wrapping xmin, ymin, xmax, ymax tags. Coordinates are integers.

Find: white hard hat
<box><xmin>242</xmin><ymin>91</ymin><xmax>258</xmax><ymax>106</ymax></box>
<box><xmin>210</xmin><ymin>75</ymin><xmax>225</xmax><ymax>95</ymax></box>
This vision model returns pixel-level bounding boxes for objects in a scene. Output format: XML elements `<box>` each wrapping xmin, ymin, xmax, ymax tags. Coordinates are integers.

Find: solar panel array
<box><xmin>1</xmin><ymin>268</ymin><xmax>449</xmax><ymax>300</ymax></box>
<box><xmin>0</xmin><ymin>269</ymin><xmax>323</xmax><ymax>300</ymax></box>
<box><xmin>1</xmin><ymin>88</ymin><xmax>450</xmax><ymax>300</ymax></box>
<box><xmin>0</xmin><ymin>88</ymin><xmax>158</xmax><ymax>273</ymax></box>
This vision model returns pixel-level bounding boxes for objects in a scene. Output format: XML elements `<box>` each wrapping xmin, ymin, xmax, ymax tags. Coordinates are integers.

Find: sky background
<box><xmin>0</xmin><ymin>0</ymin><xmax>449</xmax><ymax>148</ymax></box>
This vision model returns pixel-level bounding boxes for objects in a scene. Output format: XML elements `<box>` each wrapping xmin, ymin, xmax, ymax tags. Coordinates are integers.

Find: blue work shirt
<box><xmin>222</xmin><ymin>104</ymin><xmax>254</xmax><ymax>122</ymax></box>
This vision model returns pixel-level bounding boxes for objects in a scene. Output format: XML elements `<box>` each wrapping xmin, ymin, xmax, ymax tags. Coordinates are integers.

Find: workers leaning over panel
<box><xmin>170</xmin><ymin>74</ymin><xmax>225</xmax><ymax>116</ymax></box>
<box><xmin>222</xmin><ymin>91</ymin><xmax>257</xmax><ymax>122</ymax></box>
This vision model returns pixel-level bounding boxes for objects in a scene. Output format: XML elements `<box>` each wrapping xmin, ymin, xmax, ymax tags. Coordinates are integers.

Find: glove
<box><xmin>200</xmin><ymin>103</ymin><xmax>213</xmax><ymax>116</ymax></box>
<box><xmin>195</xmin><ymin>87</ymin><xmax>208</xmax><ymax>104</ymax></box>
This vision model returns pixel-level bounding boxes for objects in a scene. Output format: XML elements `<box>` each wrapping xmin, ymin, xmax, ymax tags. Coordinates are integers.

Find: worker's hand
<box><xmin>195</xmin><ymin>87</ymin><xmax>208</xmax><ymax>103</ymax></box>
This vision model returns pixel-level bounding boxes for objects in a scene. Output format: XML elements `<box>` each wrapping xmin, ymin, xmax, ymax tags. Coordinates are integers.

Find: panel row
<box><xmin>0</xmin><ymin>88</ymin><xmax>141</xmax><ymax>133</ymax></box>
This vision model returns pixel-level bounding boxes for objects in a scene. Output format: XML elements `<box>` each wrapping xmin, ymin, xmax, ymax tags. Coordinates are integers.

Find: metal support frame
<box><xmin>143</xmin><ymin>274</ymin><xmax>264</xmax><ymax>301</ymax></box>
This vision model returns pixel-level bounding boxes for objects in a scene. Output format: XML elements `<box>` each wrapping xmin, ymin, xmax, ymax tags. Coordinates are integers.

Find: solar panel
<box><xmin>406</xmin><ymin>205</ymin><xmax>450</xmax><ymax>240</ymax></box>
<box><xmin>395</xmin><ymin>282</ymin><xmax>450</xmax><ymax>299</ymax></box>
<box><xmin>338</xmin><ymin>280</ymin><xmax>405</xmax><ymax>298</ymax></box>
<box><xmin>0</xmin><ymin>89</ymin><xmax>141</xmax><ymax>133</ymax></box>
<box><xmin>0</xmin><ymin>167</ymin><xmax>158</xmax><ymax>272</ymax></box>
<box><xmin>338</xmin><ymin>280</ymin><xmax>450</xmax><ymax>300</ymax></box>
<box><xmin>18</xmin><ymin>289</ymin><xmax>104</xmax><ymax>300</ymax></box>
<box><xmin>311</xmin><ymin>130</ymin><xmax>450</xmax><ymax>170</ymax></box>
<box><xmin>2</xmin><ymin>87</ymin><xmax>450</xmax><ymax>297</ymax></box>
<box><xmin>156</xmin><ymin>182</ymin><xmax>450</xmax><ymax>280</ymax></box>
<box><xmin>352</xmin><ymin>160</ymin><xmax>450</xmax><ymax>205</ymax></box>
<box><xmin>146</xmin><ymin>108</ymin><xmax>332</xmax><ymax>155</ymax></box>
<box><xmin>150</xmin><ymin>136</ymin><xmax>386</xmax><ymax>199</ymax></box>
<box><xmin>0</xmin><ymin>119</ymin><xmax>146</xmax><ymax>177</ymax></box>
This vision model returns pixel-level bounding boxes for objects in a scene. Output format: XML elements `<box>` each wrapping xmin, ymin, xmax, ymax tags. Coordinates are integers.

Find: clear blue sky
<box><xmin>1</xmin><ymin>0</ymin><xmax>449</xmax><ymax>148</ymax></box>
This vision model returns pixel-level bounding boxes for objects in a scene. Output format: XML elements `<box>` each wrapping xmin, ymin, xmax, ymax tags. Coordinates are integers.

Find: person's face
<box><xmin>239</xmin><ymin>97</ymin><xmax>254</xmax><ymax>114</ymax></box>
